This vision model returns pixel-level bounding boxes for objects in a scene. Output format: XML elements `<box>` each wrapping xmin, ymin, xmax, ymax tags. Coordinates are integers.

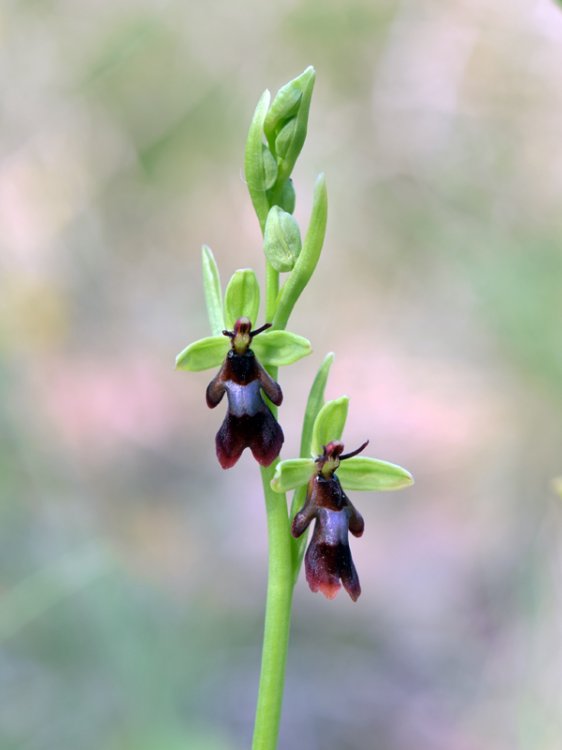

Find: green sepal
<box><xmin>263</xmin><ymin>206</ymin><xmax>302</xmax><ymax>272</ymax></box>
<box><xmin>244</xmin><ymin>89</ymin><xmax>272</xmax><ymax>231</ymax></box>
<box><xmin>271</xmin><ymin>458</ymin><xmax>315</xmax><ymax>493</ymax></box>
<box><xmin>201</xmin><ymin>246</ymin><xmax>224</xmax><ymax>336</ymax></box>
<box><xmin>175</xmin><ymin>335</ymin><xmax>228</xmax><ymax>372</ymax></box>
<box><xmin>262</xmin><ymin>145</ymin><xmax>278</xmax><ymax>191</ymax></box>
<box><xmin>263</xmin><ymin>85</ymin><xmax>302</xmax><ymax>150</ymax></box>
<box><xmin>311</xmin><ymin>396</ymin><xmax>349</xmax><ymax>457</ymax></box>
<box><xmin>274</xmin><ymin>119</ymin><xmax>298</xmax><ymax>161</ymax></box>
<box><xmin>252</xmin><ymin>330</ymin><xmax>312</xmax><ymax>367</ymax></box>
<box><xmin>224</xmin><ymin>269</ymin><xmax>260</xmax><ymax>328</ymax></box>
<box><xmin>274</xmin><ymin>178</ymin><xmax>296</xmax><ymax>214</ymax></box>
<box><xmin>268</xmin><ymin>66</ymin><xmax>315</xmax><ymax>185</ymax></box>
<box><xmin>337</xmin><ymin>457</ymin><xmax>414</xmax><ymax>492</ymax></box>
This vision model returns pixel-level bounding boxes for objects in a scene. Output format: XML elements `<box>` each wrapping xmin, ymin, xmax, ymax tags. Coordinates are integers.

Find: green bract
<box><xmin>273</xmin><ymin>173</ymin><xmax>328</xmax><ymax>330</ymax></box>
<box><xmin>289</xmin><ymin>353</ymin><xmax>335</xmax><ymax>578</ymax></box>
<box><xmin>244</xmin><ymin>89</ymin><xmax>272</xmax><ymax>232</ymax></box>
<box><xmin>299</xmin><ymin>352</ymin><xmax>334</xmax><ymax>457</ymax></box>
<box><xmin>264</xmin><ymin>206</ymin><xmax>302</xmax><ymax>272</ymax></box>
<box><xmin>311</xmin><ymin>396</ymin><xmax>349</xmax><ymax>457</ymax></box>
<box><xmin>224</xmin><ymin>269</ymin><xmax>260</xmax><ymax>328</ymax></box>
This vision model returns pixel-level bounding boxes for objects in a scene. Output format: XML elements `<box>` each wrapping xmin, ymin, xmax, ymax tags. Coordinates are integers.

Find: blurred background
<box><xmin>2</xmin><ymin>0</ymin><xmax>562</xmax><ymax>748</ymax></box>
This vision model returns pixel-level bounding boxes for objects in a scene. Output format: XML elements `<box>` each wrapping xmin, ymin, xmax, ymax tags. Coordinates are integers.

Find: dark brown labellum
<box><xmin>292</xmin><ymin>441</ymin><xmax>368</xmax><ymax>601</ymax></box>
<box><xmin>206</xmin><ymin>318</ymin><xmax>284</xmax><ymax>469</ymax></box>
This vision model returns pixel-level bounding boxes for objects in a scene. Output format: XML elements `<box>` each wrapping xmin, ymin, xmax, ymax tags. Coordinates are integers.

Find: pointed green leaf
<box><xmin>244</xmin><ymin>89</ymin><xmax>271</xmax><ymax>232</ymax></box>
<box><xmin>201</xmin><ymin>246</ymin><xmax>224</xmax><ymax>336</ymax></box>
<box><xmin>251</xmin><ymin>330</ymin><xmax>311</xmax><ymax>366</ymax></box>
<box><xmin>263</xmin><ymin>206</ymin><xmax>302</xmax><ymax>272</ymax></box>
<box><xmin>224</xmin><ymin>269</ymin><xmax>260</xmax><ymax>328</ymax></box>
<box><xmin>290</xmin><ymin>352</ymin><xmax>335</xmax><ymax>580</ymax></box>
<box><xmin>337</xmin><ymin>457</ymin><xmax>414</xmax><ymax>491</ymax></box>
<box><xmin>175</xmin><ymin>336</ymin><xmax>228</xmax><ymax>372</ymax></box>
<box><xmin>311</xmin><ymin>396</ymin><xmax>349</xmax><ymax>457</ymax></box>
<box><xmin>271</xmin><ymin>458</ymin><xmax>315</xmax><ymax>493</ymax></box>
<box><xmin>273</xmin><ymin>173</ymin><xmax>328</xmax><ymax>330</ymax></box>
<box><xmin>299</xmin><ymin>352</ymin><xmax>334</xmax><ymax>457</ymax></box>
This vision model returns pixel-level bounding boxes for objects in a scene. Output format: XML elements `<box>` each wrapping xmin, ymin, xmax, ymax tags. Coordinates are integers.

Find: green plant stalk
<box><xmin>252</xmin><ymin>459</ymin><xmax>293</xmax><ymax>750</ymax></box>
<box><xmin>265</xmin><ymin>263</ymin><xmax>279</xmax><ymax>323</ymax></box>
<box><xmin>253</xmin><ymin>235</ymin><xmax>294</xmax><ymax>750</ymax></box>
<box><xmin>251</xmin><ymin>78</ymin><xmax>325</xmax><ymax>748</ymax></box>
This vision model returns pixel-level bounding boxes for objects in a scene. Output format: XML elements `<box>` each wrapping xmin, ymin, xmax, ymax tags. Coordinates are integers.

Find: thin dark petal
<box><xmin>348</xmin><ymin>504</ymin><xmax>365</xmax><ymax>538</ymax></box>
<box><xmin>206</xmin><ymin>369</ymin><xmax>226</xmax><ymax>408</ymax></box>
<box><xmin>248</xmin><ymin>410</ymin><xmax>284</xmax><ymax>466</ymax></box>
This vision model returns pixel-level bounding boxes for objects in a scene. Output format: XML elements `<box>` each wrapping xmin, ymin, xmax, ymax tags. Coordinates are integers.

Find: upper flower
<box><xmin>175</xmin><ymin>253</ymin><xmax>312</xmax><ymax>373</ymax></box>
<box><xmin>176</xmin><ymin>252</ymin><xmax>312</xmax><ymax>468</ymax></box>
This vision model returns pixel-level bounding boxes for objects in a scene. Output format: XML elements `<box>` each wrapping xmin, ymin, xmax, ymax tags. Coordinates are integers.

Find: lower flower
<box><xmin>290</xmin><ymin>441</ymin><xmax>366</xmax><ymax>602</ymax></box>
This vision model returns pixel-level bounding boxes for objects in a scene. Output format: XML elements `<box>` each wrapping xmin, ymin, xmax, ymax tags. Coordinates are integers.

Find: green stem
<box><xmin>265</xmin><ymin>262</ymin><xmax>279</xmax><ymax>323</ymax></box>
<box><xmin>252</xmin><ymin>191</ymin><xmax>293</xmax><ymax>747</ymax></box>
<box><xmin>252</xmin><ymin>461</ymin><xmax>293</xmax><ymax>750</ymax></box>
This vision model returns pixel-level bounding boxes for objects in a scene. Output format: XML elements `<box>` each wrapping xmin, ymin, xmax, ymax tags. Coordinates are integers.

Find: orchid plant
<box><xmin>176</xmin><ymin>67</ymin><xmax>413</xmax><ymax>750</ymax></box>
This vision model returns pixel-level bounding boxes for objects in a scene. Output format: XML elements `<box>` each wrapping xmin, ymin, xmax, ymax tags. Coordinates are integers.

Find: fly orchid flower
<box><xmin>271</xmin><ymin>395</ymin><xmax>414</xmax><ymax>601</ymax></box>
<box><xmin>206</xmin><ymin>318</ymin><xmax>283</xmax><ymax>468</ymax></box>
<box><xmin>176</xmin><ymin>254</ymin><xmax>312</xmax><ymax>468</ymax></box>
<box><xmin>292</xmin><ymin>440</ymin><xmax>368</xmax><ymax>601</ymax></box>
